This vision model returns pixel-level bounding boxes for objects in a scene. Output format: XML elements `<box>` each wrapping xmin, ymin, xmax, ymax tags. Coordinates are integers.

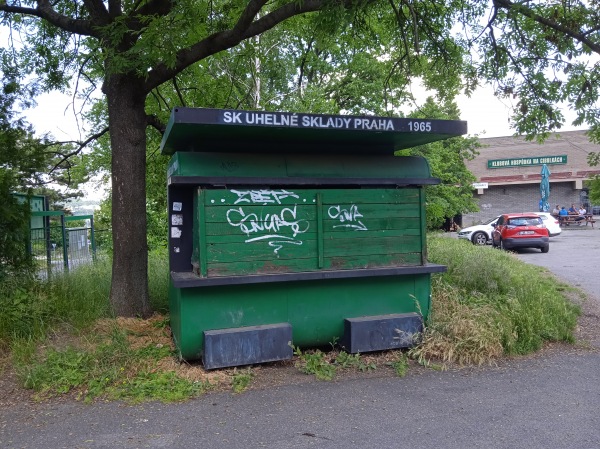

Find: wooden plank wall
<box><xmin>194</xmin><ymin>187</ymin><xmax>423</xmax><ymax>277</ymax></box>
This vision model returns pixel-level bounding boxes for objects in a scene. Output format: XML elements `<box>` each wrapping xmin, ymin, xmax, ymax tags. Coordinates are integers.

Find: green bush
<box><xmin>148</xmin><ymin>249</ymin><xmax>169</xmax><ymax>312</ymax></box>
<box><xmin>0</xmin><ymin>186</ymin><xmax>33</xmax><ymax>280</ymax></box>
<box><xmin>0</xmin><ymin>276</ymin><xmax>53</xmax><ymax>351</ymax></box>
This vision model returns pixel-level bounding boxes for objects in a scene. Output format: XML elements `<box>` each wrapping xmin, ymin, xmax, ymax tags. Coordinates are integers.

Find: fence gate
<box><xmin>30</xmin><ymin>212</ymin><xmax>96</xmax><ymax>279</ymax></box>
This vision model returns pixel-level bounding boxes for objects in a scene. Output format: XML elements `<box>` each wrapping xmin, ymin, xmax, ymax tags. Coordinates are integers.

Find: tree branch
<box><xmin>123</xmin><ymin>0</ymin><xmax>173</xmax><ymax>35</ymax></box>
<box><xmin>81</xmin><ymin>0</ymin><xmax>109</xmax><ymax>23</ymax></box>
<box><xmin>144</xmin><ymin>0</ymin><xmax>343</xmax><ymax>92</ymax></box>
<box><xmin>231</xmin><ymin>0</ymin><xmax>269</xmax><ymax>36</ymax></box>
<box><xmin>0</xmin><ymin>0</ymin><xmax>100</xmax><ymax>37</ymax></box>
<box><xmin>146</xmin><ymin>114</ymin><xmax>166</xmax><ymax>134</ymax></box>
<box><xmin>108</xmin><ymin>0</ymin><xmax>122</xmax><ymax>17</ymax></box>
<box><xmin>48</xmin><ymin>127</ymin><xmax>110</xmax><ymax>174</ymax></box>
<box><xmin>494</xmin><ymin>0</ymin><xmax>600</xmax><ymax>55</ymax></box>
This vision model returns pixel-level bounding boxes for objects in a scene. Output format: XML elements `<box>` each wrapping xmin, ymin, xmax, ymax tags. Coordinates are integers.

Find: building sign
<box><xmin>487</xmin><ymin>155</ymin><xmax>567</xmax><ymax>169</ymax></box>
<box><xmin>472</xmin><ymin>182</ymin><xmax>489</xmax><ymax>189</ymax></box>
<box><xmin>160</xmin><ymin>107</ymin><xmax>468</xmax><ymax>155</ymax></box>
<box><xmin>221</xmin><ymin>110</ymin><xmax>438</xmax><ymax>132</ymax></box>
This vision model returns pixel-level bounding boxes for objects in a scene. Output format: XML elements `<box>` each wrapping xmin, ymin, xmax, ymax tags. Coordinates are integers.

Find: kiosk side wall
<box><xmin>169</xmin><ymin>274</ymin><xmax>432</xmax><ymax>361</ymax></box>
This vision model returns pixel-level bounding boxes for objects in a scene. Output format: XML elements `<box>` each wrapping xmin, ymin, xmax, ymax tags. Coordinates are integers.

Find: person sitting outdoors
<box><xmin>576</xmin><ymin>205</ymin><xmax>588</xmax><ymax>224</ymax></box>
<box><xmin>558</xmin><ymin>206</ymin><xmax>569</xmax><ymax>225</ymax></box>
<box><xmin>564</xmin><ymin>204</ymin><xmax>585</xmax><ymax>223</ymax></box>
<box><xmin>552</xmin><ymin>205</ymin><xmax>560</xmax><ymax>215</ymax></box>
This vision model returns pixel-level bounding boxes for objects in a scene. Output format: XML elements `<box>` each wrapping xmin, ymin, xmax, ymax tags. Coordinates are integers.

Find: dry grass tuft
<box><xmin>411</xmin><ymin>281</ymin><xmax>505</xmax><ymax>367</ymax></box>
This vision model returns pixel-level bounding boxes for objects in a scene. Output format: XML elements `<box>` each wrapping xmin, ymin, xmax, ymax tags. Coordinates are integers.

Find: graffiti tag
<box><xmin>328</xmin><ymin>205</ymin><xmax>368</xmax><ymax>231</ymax></box>
<box><xmin>226</xmin><ymin>205</ymin><xmax>309</xmax><ymax>254</ymax></box>
<box><xmin>230</xmin><ymin>189</ymin><xmax>300</xmax><ymax>205</ymax></box>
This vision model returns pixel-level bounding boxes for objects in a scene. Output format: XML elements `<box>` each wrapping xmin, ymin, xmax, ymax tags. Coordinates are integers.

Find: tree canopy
<box><xmin>3</xmin><ymin>0</ymin><xmax>600</xmax><ymax>315</ymax></box>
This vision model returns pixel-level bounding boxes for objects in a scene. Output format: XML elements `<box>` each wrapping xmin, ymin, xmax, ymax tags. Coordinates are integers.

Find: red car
<box><xmin>492</xmin><ymin>213</ymin><xmax>550</xmax><ymax>253</ymax></box>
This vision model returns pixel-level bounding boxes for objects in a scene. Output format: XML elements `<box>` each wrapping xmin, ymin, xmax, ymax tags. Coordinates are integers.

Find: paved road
<box><xmin>515</xmin><ymin>226</ymin><xmax>600</xmax><ymax>298</ymax></box>
<box><xmin>2</xmin><ymin>228</ymin><xmax>599</xmax><ymax>449</ymax></box>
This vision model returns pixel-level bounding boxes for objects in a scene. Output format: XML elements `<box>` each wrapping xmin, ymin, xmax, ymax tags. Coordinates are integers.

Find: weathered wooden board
<box><xmin>194</xmin><ymin>187</ymin><xmax>424</xmax><ymax>276</ymax></box>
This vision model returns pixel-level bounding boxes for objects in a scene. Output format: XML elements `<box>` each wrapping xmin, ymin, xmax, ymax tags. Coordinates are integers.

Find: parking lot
<box><xmin>513</xmin><ymin>227</ymin><xmax>600</xmax><ymax>299</ymax></box>
<box><xmin>455</xmin><ymin>223</ymin><xmax>600</xmax><ymax>298</ymax></box>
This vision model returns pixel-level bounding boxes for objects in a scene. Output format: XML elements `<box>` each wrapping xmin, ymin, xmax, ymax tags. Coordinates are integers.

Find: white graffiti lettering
<box><xmin>244</xmin><ymin>235</ymin><xmax>304</xmax><ymax>254</ymax></box>
<box><xmin>226</xmin><ymin>206</ymin><xmax>310</xmax><ymax>253</ymax></box>
<box><xmin>328</xmin><ymin>204</ymin><xmax>368</xmax><ymax>231</ymax></box>
<box><xmin>230</xmin><ymin>189</ymin><xmax>300</xmax><ymax>205</ymax></box>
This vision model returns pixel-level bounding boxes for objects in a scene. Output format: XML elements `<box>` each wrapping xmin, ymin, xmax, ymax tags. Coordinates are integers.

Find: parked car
<box><xmin>530</xmin><ymin>212</ymin><xmax>562</xmax><ymax>237</ymax></box>
<box><xmin>492</xmin><ymin>213</ymin><xmax>550</xmax><ymax>252</ymax></box>
<box><xmin>457</xmin><ymin>216</ymin><xmax>500</xmax><ymax>245</ymax></box>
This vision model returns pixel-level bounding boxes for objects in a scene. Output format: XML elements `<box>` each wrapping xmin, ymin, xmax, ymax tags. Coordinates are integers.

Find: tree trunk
<box><xmin>105</xmin><ymin>74</ymin><xmax>152</xmax><ymax>318</ymax></box>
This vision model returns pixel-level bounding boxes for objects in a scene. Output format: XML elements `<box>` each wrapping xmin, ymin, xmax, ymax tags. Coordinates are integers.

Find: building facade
<box><xmin>462</xmin><ymin>130</ymin><xmax>600</xmax><ymax>226</ymax></box>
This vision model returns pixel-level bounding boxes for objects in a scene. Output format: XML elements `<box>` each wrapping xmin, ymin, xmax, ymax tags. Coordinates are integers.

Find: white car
<box><xmin>530</xmin><ymin>212</ymin><xmax>562</xmax><ymax>237</ymax></box>
<box><xmin>457</xmin><ymin>216</ymin><xmax>500</xmax><ymax>245</ymax></box>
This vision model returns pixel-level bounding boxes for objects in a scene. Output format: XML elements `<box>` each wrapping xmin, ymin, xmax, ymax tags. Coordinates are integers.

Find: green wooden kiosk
<box><xmin>160</xmin><ymin>108</ymin><xmax>466</xmax><ymax>369</ymax></box>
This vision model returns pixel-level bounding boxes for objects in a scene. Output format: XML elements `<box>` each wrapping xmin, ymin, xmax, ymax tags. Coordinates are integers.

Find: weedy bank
<box><xmin>0</xmin><ymin>236</ymin><xmax>581</xmax><ymax>402</ymax></box>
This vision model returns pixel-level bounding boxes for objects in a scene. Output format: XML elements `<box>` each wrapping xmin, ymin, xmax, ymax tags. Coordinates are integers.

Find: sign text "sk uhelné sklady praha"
<box><xmin>487</xmin><ymin>155</ymin><xmax>567</xmax><ymax>169</ymax></box>
<box><xmin>221</xmin><ymin>110</ymin><xmax>434</xmax><ymax>132</ymax></box>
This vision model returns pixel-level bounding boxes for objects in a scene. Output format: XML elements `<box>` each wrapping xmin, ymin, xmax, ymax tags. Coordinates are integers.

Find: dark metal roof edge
<box><xmin>171</xmin><ymin>264</ymin><xmax>447</xmax><ymax>288</ymax></box>
<box><xmin>160</xmin><ymin>107</ymin><xmax>468</xmax><ymax>155</ymax></box>
<box><xmin>171</xmin><ymin>107</ymin><xmax>467</xmax><ymax>130</ymax></box>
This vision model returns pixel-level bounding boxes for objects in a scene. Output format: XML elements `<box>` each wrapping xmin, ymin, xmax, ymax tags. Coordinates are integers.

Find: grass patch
<box><xmin>1</xmin><ymin>234</ymin><xmax>583</xmax><ymax>400</ymax></box>
<box><xmin>231</xmin><ymin>369</ymin><xmax>254</xmax><ymax>394</ymax></box>
<box><xmin>416</xmin><ymin>235</ymin><xmax>581</xmax><ymax>365</ymax></box>
<box><xmin>13</xmin><ymin>316</ymin><xmax>216</xmax><ymax>402</ymax></box>
<box><xmin>293</xmin><ymin>345</ymin><xmax>337</xmax><ymax>380</ymax></box>
<box><xmin>292</xmin><ymin>346</ymin><xmax>383</xmax><ymax>381</ymax></box>
<box><xmin>390</xmin><ymin>353</ymin><xmax>410</xmax><ymax>377</ymax></box>
<box><xmin>0</xmin><ymin>250</ymin><xmax>169</xmax><ymax>355</ymax></box>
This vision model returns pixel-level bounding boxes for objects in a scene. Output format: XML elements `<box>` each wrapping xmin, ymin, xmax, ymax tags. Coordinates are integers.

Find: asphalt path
<box><xmin>2</xmin><ymin>228</ymin><xmax>599</xmax><ymax>449</ymax></box>
<box><xmin>514</xmin><ymin>226</ymin><xmax>600</xmax><ymax>298</ymax></box>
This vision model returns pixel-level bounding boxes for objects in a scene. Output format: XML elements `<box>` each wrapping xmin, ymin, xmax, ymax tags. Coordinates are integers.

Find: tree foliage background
<box><xmin>0</xmin><ymin>53</ymin><xmax>78</xmax><ymax>278</ymax></box>
<box><xmin>3</xmin><ymin>0</ymin><xmax>600</xmax><ymax>315</ymax></box>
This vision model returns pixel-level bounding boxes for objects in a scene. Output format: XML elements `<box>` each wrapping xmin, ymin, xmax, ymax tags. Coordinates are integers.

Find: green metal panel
<box><xmin>195</xmin><ymin>187</ymin><xmax>423</xmax><ymax>277</ymax></box>
<box><xmin>65</xmin><ymin>214</ymin><xmax>94</xmax><ymax>221</ymax></box>
<box><xmin>196</xmin><ymin>189</ymin><xmax>208</xmax><ymax>277</ymax></box>
<box><xmin>167</xmin><ymin>152</ymin><xmax>434</xmax><ymax>182</ymax></box>
<box><xmin>169</xmin><ymin>274</ymin><xmax>432</xmax><ymax>361</ymax></box>
<box><xmin>12</xmin><ymin>193</ymin><xmax>46</xmax><ymax>230</ymax></box>
<box><xmin>31</xmin><ymin>211</ymin><xmax>65</xmax><ymax>217</ymax></box>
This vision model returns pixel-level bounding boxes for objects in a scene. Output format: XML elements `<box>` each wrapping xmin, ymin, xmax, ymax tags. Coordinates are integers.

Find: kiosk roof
<box><xmin>160</xmin><ymin>107</ymin><xmax>467</xmax><ymax>155</ymax></box>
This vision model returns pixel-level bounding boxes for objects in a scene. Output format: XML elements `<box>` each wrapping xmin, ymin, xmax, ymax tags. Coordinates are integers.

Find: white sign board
<box><xmin>472</xmin><ymin>182</ymin><xmax>489</xmax><ymax>189</ymax></box>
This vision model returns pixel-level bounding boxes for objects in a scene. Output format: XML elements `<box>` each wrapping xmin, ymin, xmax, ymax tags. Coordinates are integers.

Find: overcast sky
<box><xmin>23</xmin><ymin>84</ymin><xmax>584</xmax><ymax>202</ymax></box>
<box><xmin>25</xmin><ymin>85</ymin><xmax>584</xmax><ymax>142</ymax></box>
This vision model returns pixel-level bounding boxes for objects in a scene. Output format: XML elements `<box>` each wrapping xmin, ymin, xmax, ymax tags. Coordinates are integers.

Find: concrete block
<box><xmin>203</xmin><ymin>323</ymin><xmax>293</xmax><ymax>370</ymax></box>
<box><xmin>342</xmin><ymin>313</ymin><xmax>423</xmax><ymax>354</ymax></box>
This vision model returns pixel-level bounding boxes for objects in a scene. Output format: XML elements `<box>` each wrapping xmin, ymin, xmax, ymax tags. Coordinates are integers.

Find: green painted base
<box><xmin>169</xmin><ymin>274</ymin><xmax>432</xmax><ymax>361</ymax></box>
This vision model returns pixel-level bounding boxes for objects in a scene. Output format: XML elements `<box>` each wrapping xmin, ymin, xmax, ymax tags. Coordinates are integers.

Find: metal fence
<box><xmin>31</xmin><ymin>212</ymin><xmax>96</xmax><ymax>279</ymax></box>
